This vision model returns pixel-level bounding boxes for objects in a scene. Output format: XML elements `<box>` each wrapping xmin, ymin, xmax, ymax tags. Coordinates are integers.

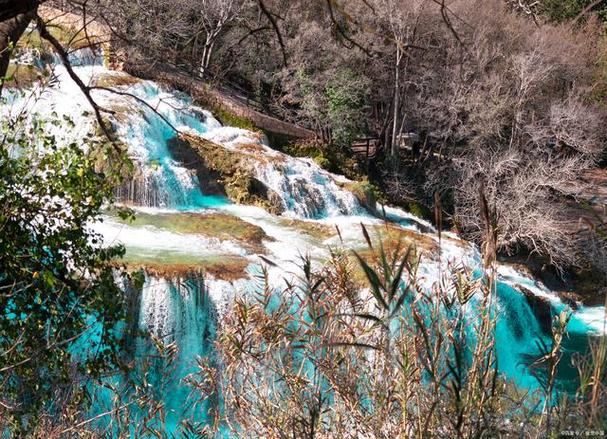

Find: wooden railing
<box><xmin>350</xmin><ymin>137</ymin><xmax>382</xmax><ymax>172</ymax></box>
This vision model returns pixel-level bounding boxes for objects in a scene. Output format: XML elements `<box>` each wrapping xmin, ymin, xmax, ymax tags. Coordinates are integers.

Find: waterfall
<box><xmin>4</xmin><ymin>47</ymin><xmax>606</xmax><ymax>433</ymax></box>
<box><xmin>136</xmin><ymin>275</ymin><xmax>217</xmax><ymax>427</ymax></box>
<box><xmin>203</xmin><ymin>125</ymin><xmax>362</xmax><ymax>218</ymax></box>
<box><xmin>87</xmin><ymin>274</ymin><xmax>219</xmax><ymax>434</ymax></box>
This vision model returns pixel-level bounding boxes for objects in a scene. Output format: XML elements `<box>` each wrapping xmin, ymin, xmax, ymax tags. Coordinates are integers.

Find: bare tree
<box><xmin>375</xmin><ymin>0</ymin><xmax>426</xmax><ymax>157</ymax></box>
<box><xmin>194</xmin><ymin>0</ymin><xmax>243</xmax><ymax>77</ymax></box>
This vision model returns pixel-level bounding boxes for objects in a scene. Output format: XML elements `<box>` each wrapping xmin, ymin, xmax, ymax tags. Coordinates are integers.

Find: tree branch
<box><xmin>256</xmin><ymin>0</ymin><xmax>288</xmax><ymax>67</ymax></box>
<box><xmin>35</xmin><ymin>14</ymin><xmax>115</xmax><ymax>141</ymax></box>
<box><xmin>571</xmin><ymin>0</ymin><xmax>607</xmax><ymax>26</ymax></box>
<box><xmin>325</xmin><ymin>0</ymin><xmax>373</xmax><ymax>57</ymax></box>
<box><xmin>89</xmin><ymin>85</ymin><xmax>179</xmax><ymax>133</ymax></box>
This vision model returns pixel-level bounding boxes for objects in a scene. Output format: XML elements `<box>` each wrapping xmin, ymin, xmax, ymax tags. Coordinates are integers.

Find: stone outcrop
<box><xmin>168</xmin><ymin>133</ymin><xmax>285</xmax><ymax>215</ymax></box>
<box><xmin>518</xmin><ymin>285</ymin><xmax>553</xmax><ymax>335</ymax></box>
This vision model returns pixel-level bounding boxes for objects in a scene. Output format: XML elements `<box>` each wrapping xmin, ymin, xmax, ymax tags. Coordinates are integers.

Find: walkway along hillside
<box><xmin>126</xmin><ymin>63</ymin><xmax>316</xmax><ymax>143</ymax></box>
<box><xmin>40</xmin><ymin>5</ymin><xmax>315</xmax><ymax>145</ymax></box>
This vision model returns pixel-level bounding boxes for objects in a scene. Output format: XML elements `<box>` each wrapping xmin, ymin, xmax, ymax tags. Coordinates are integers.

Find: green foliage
<box><xmin>211</xmin><ymin>105</ymin><xmax>258</xmax><ymax>132</ymax></box>
<box><xmin>325</xmin><ymin>69</ymin><xmax>370</xmax><ymax>149</ymax></box>
<box><xmin>406</xmin><ymin>201</ymin><xmax>432</xmax><ymax>221</ymax></box>
<box><xmin>2</xmin><ymin>64</ymin><xmax>45</xmax><ymax>90</ymax></box>
<box><xmin>263</xmin><ymin>130</ymin><xmax>294</xmax><ymax>151</ymax></box>
<box><xmin>313</xmin><ymin>152</ymin><xmax>331</xmax><ymax>169</ymax></box>
<box><xmin>282</xmin><ymin>140</ymin><xmax>325</xmax><ymax>160</ymax></box>
<box><xmin>0</xmin><ymin>116</ymin><xmax>128</xmax><ymax>431</ymax></box>
<box><xmin>295</xmin><ymin>68</ymin><xmax>326</xmax><ymax>124</ymax></box>
<box><xmin>282</xmin><ymin>139</ymin><xmax>364</xmax><ymax>180</ymax></box>
<box><xmin>293</xmin><ymin>67</ymin><xmax>371</xmax><ymax>152</ymax></box>
<box><xmin>343</xmin><ymin>180</ymin><xmax>380</xmax><ymax>213</ymax></box>
<box><xmin>541</xmin><ymin>0</ymin><xmax>607</xmax><ymax>22</ymax></box>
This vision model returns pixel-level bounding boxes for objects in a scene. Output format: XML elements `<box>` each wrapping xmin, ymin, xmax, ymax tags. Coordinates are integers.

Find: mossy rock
<box><xmin>169</xmin><ymin>134</ymin><xmax>285</xmax><ymax>214</ymax></box>
<box><xmin>93</xmin><ymin>73</ymin><xmax>140</xmax><ymax>88</ymax></box>
<box><xmin>116</xmin><ymin>211</ymin><xmax>271</xmax><ymax>254</ymax></box>
<box><xmin>283</xmin><ymin>139</ymin><xmax>325</xmax><ymax>159</ymax></box>
<box><xmin>3</xmin><ymin>64</ymin><xmax>44</xmax><ymax>90</ymax></box>
<box><xmin>209</xmin><ymin>105</ymin><xmax>259</xmax><ymax>132</ymax></box>
<box><xmin>314</xmin><ymin>153</ymin><xmax>331</xmax><ymax>169</ymax></box>
<box><xmin>225</xmin><ymin>169</ymin><xmax>259</xmax><ymax>204</ymax></box>
<box><xmin>264</xmin><ymin>130</ymin><xmax>296</xmax><ymax>151</ymax></box>
<box><xmin>406</xmin><ymin>201</ymin><xmax>433</xmax><ymax>222</ymax></box>
<box><xmin>567</xmin><ymin>267</ymin><xmax>607</xmax><ymax>306</ymax></box>
<box><xmin>278</xmin><ymin>218</ymin><xmax>335</xmax><ymax>242</ymax></box>
<box><xmin>16</xmin><ymin>25</ymin><xmax>103</xmax><ymax>52</ymax></box>
<box><xmin>121</xmin><ymin>252</ymin><xmax>250</xmax><ymax>281</ymax></box>
<box><xmin>341</xmin><ymin>180</ymin><xmax>381</xmax><ymax>214</ymax></box>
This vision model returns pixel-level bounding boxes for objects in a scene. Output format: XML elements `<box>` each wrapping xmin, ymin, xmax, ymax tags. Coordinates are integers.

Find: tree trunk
<box><xmin>0</xmin><ymin>3</ymin><xmax>38</xmax><ymax>96</ymax></box>
<box><xmin>391</xmin><ymin>46</ymin><xmax>400</xmax><ymax>157</ymax></box>
<box><xmin>479</xmin><ymin>188</ymin><xmax>498</xmax><ymax>269</ymax></box>
<box><xmin>0</xmin><ymin>0</ymin><xmax>39</xmax><ymax>22</ymax></box>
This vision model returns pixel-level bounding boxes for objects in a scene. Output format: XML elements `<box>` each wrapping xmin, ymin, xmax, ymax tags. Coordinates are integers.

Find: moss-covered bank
<box><xmin>116</xmin><ymin>210</ymin><xmax>271</xmax><ymax>254</ymax></box>
<box><xmin>121</xmin><ymin>252</ymin><xmax>250</xmax><ymax>281</ymax></box>
<box><xmin>168</xmin><ymin>134</ymin><xmax>284</xmax><ymax>214</ymax></box>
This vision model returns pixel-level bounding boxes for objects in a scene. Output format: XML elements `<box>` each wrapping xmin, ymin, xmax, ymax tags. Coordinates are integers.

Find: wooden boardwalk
<box><xmin>350</xmin><ymin>138</ymin><xmax>381</xmax><ymax>161</ymax></box>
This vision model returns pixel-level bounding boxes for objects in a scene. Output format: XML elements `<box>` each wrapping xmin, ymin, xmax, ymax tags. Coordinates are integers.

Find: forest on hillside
<box><xmin>1</xmin><ymin>0</ymin><xmax>607</xmax><ymax>437</ymax></box>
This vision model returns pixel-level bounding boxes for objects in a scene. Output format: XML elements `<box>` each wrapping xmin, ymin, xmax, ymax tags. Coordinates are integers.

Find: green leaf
<box><xmin>353</xmin><ymin>250</ymin><xmax>389</xmax><ymax>311</ymax></box>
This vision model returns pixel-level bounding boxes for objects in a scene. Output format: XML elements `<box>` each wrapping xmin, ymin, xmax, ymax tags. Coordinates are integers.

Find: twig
<box><xmin>571</xmin><ymin>0</ymin><xmax>606</xmax><ymax>26</ymax></box>
<box><xmin>325</xmin><ymin>0</ymin><xmax>373</xmax><ymax>57</ymax></box>
<box><xmin>88</xmin><ymin>85</ymin><xmax>179</xmax><ymax>133</ymax></box>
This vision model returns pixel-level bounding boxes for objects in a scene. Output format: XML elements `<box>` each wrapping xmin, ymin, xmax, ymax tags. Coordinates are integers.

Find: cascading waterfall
<box><xmin>136</xmin><ymin>275</ymin><xmax>217</xmax><ymax>427</ymax></box>
<box><xmin>106</xmin><ymin>78</ymin><xmax>359</xmax><ymax>217</ymax></box>
<box><xmin>4</xmin><ymin>46</ymin><xmax>607</xmax><ymax>432</ymax></box>
<box><xmin>88</xmin><ymin>274</ymin><xmax>219</xmax><ymax>433</ymax></box>
<box><xmin>109</xmin><ymin>82</ymin><xmax>228</xmax><ymax>209</ymax></box>
<box><xmin>252</xmin><ymin>157</ymin><xmax>360</xmax><ymax>218</ymax></box>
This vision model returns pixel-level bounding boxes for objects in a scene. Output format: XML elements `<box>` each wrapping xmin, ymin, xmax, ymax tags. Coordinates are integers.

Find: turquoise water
<box><xmin>86</xmin><ymin>75</ymin><xmax>607</xmax><ymax>428</ymax></box>
<box><xmin>115</xmin><ymin>82</ymin><xmax>230</xmax><ymax>210</ymax></box>
<box><xmin>4</xmin><ymin>50</ymin><xmax>606</xmax><ymax>435</ymax></box>
<box><xmin>88</xmin><ymin>276</ymin><xmax>218</xmax><ymax>435</ymax></box>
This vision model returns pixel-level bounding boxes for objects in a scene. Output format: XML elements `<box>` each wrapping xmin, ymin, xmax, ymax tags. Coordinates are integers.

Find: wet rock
<box><xmin>266</xmin><ymin>189</ymin><xmax>285</xmax><ymax>215</ymax></box>
<box><xmin>518</xmin><ymin>285</ymin><xmax>553</xmax><ymax>335</ymax></box>
<box><xmin>497</xmin><ymin>254</ymin><xmax>607</xmax><ymax>307</ymax></box>
<box><xmin>141</xmin><ymin>257</ymin><xmax>249</xmax><ymax>281</ymax></box>
<box><xmin>114</xmin><ymin>172</ymin><xmax>166</xmax><ymax>207</ymax></box>
<box><xmin>167</xmin><ymin>135</ymin><xmax>226</xmax><ymax>196</ymax></box>
<box><xmin>559</xmin><ymin>292</ymin><xmax>581</xmax><ymax>310</ymax></box>
<box><xmin>167</xmin><ymin>134</ymin><xmax>285</xmax><ymax>214</ymax></box>
<box><xmin>344</xmin><ymin>181</ymin><xmax>378</xmax><ymax>215</ymax></box>
<box><xmin>289</xmin><ymin>178</ymin><xmax>325</xmax><ymax>218</ymax></box>
<box><xmin>115</xmin><ymin>210</ymin><xmax>271</xmax><ymax>254</ymax></box>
